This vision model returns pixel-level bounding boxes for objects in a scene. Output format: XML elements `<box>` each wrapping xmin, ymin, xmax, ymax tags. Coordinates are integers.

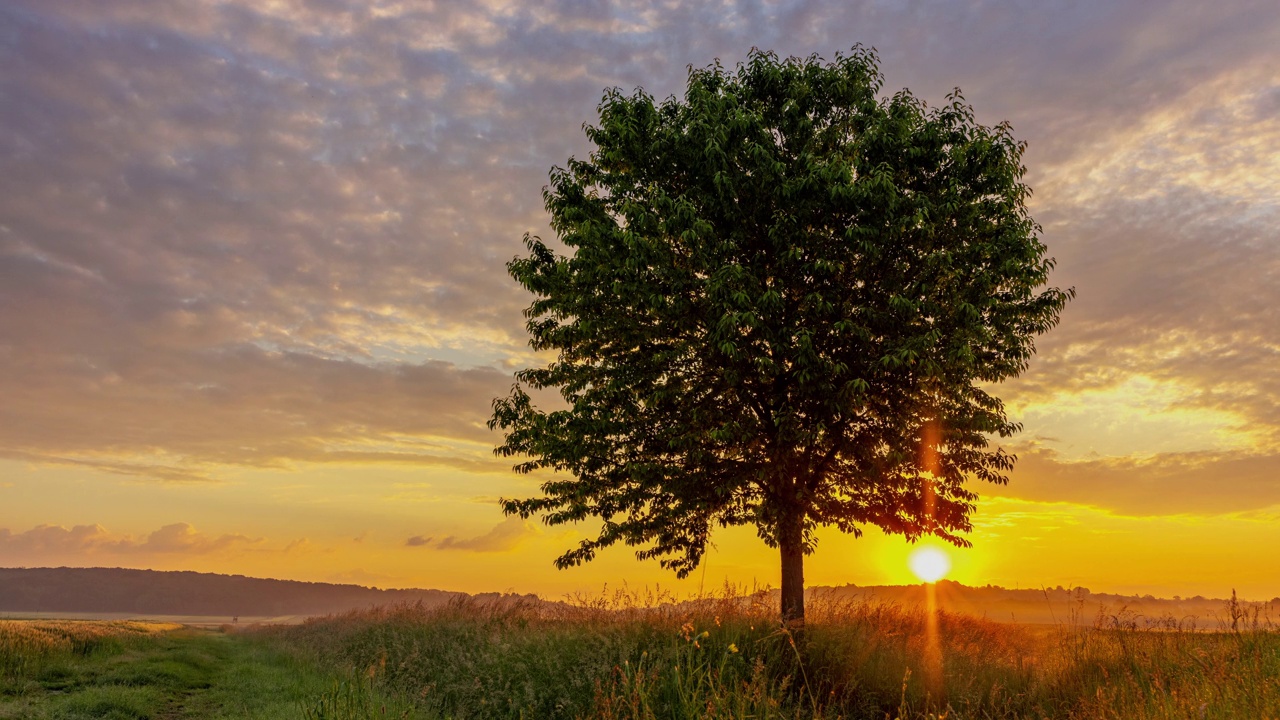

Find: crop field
<box><xmin>2</xmin><ymin>594</ymin><xmax>1278</xmax><ymax>719</ymax></box>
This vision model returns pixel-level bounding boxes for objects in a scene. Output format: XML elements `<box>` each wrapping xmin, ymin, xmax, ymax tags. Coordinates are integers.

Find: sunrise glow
<box><xmin>0</xmin><ymin>2</ymin><xmax>1277</xmax><ymax>604</ymax></box>
<box><xmin>909</xmin><ymin>547</ymin><xmax>952</xmax><ymax>584</ymax></box>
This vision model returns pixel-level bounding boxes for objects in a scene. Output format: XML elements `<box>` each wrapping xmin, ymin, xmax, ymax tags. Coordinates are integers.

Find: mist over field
<box><xmin>5</xmin><ymin>568</ymin><xmax>1278</xmax><ymax>633</ymax></box>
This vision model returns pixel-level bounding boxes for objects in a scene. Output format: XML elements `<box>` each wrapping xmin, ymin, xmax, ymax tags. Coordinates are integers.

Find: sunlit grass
<box><xmin>261</xmin><ymin>586</ymin><xmax>1280</xmax><ymax>719</ymax></box>
<box><xmin>4</xmin><ymin>594</ymin><xmax>1277</xmax><ymax>718</ymax></box>
<box><xmin>0</xmin><ymin>619</ymin><xmax>182</xmax><ymax>686</ymax></box>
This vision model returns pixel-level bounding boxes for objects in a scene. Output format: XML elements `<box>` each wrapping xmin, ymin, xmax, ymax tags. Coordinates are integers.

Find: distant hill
<box><xmin>4</xmin><ymin>568</ymin><xmax>1277</xmax><ymax>626</ymax></box>
<box><xmin>806</xmin><ymin>581</ymin><xmax>1280</xmax><ymax>627</ymax></box>
<box><xmin>0</xmin><ymin>567</ymin><xmax>530</xmax><ymax>618</ymax></box>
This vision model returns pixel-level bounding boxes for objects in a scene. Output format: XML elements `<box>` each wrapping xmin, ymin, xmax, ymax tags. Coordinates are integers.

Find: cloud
<box><xmin>986</xmin><ymin>447</ymin><xmax>1280</xmax><ymax>517</ymax></box>
<box><xmin>138</xmin><ymin>523</ymin><xmax>260</xmax><ymax>553</ymax></box>
<box><xmin>0</xmin><ymin>524</ymin><xmax>114</xmax><ymax>555</ymax></box>
<box><xmin>0</xmin><ymin>1</ymin><xmax>545</xmax><ymax>479</ymax></box>
<box><xmin>436</xmin><ymin>516</ymin><xmax>533</xmax><ymax>552</ymax></box>
<box><xmin>0</xmin><ymin>348</ymin><xmax>515</xmax><ymax>479</ymax></box>
<box><xmin>0</xmin><ymin>522</ymin><xmax>260</xmax><ymax>556</ymax></box>
<box><xmin>0</xmin><ymin>0</ymin><xmax>1277</xmax><ymax>527</ymax></box>
<box><xmin>404</xmin><ymin>535</ymin><xmax>433</xmax><ymax>547</ymax></box>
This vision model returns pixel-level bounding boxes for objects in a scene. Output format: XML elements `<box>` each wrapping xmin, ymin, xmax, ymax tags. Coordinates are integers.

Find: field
<box><xmin>260</xmin><ymin>590</ymin><xmax>1280</xmax><ymax>719</ymax></box>
<box><xmin>0</xmin><ymin>619</ymin><xmax>408</xmax><ymax>719</ymax></box>
<box><xmin>3</xmin><ymin>592</ymin><xmax>1278</xmax><ymax>719</ymax></box>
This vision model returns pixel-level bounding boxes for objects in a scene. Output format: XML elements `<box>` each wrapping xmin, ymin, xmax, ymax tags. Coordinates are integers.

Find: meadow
<box><xmin>0</xmin><ymin>618</ymin><xmax>409</xmax><ymax>719</ymax></box>
<box><xmin>262</xmin><ymin>588</ymin><xmax>1280</xmax><ymax>719</ymax></box>
<box><xmin>2</xmin><ymin>591</ymin><xmax>1278</xmax><ymax>719</ymax></box>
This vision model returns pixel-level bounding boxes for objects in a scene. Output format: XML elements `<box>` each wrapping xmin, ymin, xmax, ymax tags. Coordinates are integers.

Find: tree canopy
<box><xmin>490</xmin><ymin>47</ymin><xmax>1072</xmax><ymax>622</ymax></box>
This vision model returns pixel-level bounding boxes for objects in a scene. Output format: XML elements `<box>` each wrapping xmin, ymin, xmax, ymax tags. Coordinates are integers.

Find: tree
<box><xmin>490</xmin><ymin>48</ymin><xmax>1072</xmax><ymax>624</ymax></box>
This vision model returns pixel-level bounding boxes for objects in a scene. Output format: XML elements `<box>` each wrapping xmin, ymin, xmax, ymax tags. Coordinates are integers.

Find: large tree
<box><xmin>490</xmin><ymin>48</ymin><xmax>1071</xmax><ymax>624</ymax></box>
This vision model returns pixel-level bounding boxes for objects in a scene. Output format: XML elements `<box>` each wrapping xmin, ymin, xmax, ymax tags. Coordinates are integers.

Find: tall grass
<box><xmin>0</xmin><ymin>619</ymin><xmax>181</xmax><ymax>686</ymax></box>
<box><xmin>263</xmin><ymin>587</ymin><xmax>1280</xmax><ymax>719</ymax></box>
<box><xmin>1</xmin><ymin>619</ymin><xmax>415</xmax><ymax>719</ymax></box>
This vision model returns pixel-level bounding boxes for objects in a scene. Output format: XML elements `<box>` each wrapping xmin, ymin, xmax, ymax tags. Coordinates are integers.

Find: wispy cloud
<box><xmin>0</xmin><ymin>0</ymin><xmax>1277</xmax><ymax>527</ymax></box>
<box><xmin>991</xmin><ymin>447</ymin><xmax>1280</xmax><ymax>516</ymax></box>
<box><xmin>0</xmin><ymin>522</ymin><xmax>260</xmax><ymax>556</ymax></box>
<box><xmin>436</xmin><ymin>516</ymin><xmax>534</xmax><ymax>552</ymax></box>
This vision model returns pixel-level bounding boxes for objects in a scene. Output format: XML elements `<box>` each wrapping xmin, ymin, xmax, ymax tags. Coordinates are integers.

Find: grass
<box><xmin>0</xmin><ymin>620</ymin><xmax>410</xmax><ymax>719</ymax></box>
<box><xmin>4</xmin><ymin>591</ymin><xmax>1277</xmax><ymax>719</ymax></box>
<box><xmin>260</xmin><ymin>587</ymin><xmax>1280</xmax><ymax>719</ymax></box>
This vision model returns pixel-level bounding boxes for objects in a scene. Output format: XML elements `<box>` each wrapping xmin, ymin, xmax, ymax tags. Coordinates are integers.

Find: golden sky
<box><xmin>1</xmin><ymin>1</ymin><xmax>1278</xmax><ymax>601</ymax></box>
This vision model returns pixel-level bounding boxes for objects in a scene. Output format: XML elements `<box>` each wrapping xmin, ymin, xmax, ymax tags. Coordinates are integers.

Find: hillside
<box><xmin>0</xmin><ymin>567</ymin><xmax>527</xmax><ymax>617</ymax></box>
<box><xmin>3</xmin><ymin>567</ymin><xmax>1277</xmax><ymax>626</ymax></box>
<box><xmin>809</xmin><ymin>580</ymin><xmax>1280</xmax><ymax>627</ymax></box>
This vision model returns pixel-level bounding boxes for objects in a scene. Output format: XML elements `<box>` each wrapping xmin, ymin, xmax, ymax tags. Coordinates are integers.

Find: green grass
<box><xmin>0</xmin><ymin>621</ymin><xmax>411</xmax><ymax>719</ymax></box>
<box><xmin>5</xmin><ymin>594</ymin><xmax>1278</xmax><ymax>719</ymax></box>
<box><xmin>260</xmin><ymin>589</ymin><xmax>1280</xmax><ymax>719</ymax></box>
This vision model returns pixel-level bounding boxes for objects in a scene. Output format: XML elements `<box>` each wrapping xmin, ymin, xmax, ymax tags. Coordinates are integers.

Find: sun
<box><xmin>908</xmin><ymin>546</ymin><xmax>951</xmax><ymax>583</ymax></box>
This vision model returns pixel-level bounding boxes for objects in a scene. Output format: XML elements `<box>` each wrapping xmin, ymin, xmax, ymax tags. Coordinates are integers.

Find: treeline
<box><xmin>0</xmin><ymin>567</ymin><xmax>523</xmax><ymax>617</ymax></box>
<box><xmin>5</xmin><ymin>567</ymin><xmax>1276</xmax><ymax>624</ymax></box>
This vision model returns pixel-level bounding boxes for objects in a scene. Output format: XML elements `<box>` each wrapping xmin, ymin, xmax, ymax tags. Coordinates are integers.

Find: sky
<box><xmin>1</xmin><ymin>0</ymin><xmax>1278</xmax><ymax>601</ymax></box>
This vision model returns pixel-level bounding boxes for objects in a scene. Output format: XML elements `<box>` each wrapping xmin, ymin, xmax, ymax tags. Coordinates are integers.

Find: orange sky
<box><xmin>1</xmin><ymin>1</ymin><xmax>1278</xmax><ymax>601</ymax></box>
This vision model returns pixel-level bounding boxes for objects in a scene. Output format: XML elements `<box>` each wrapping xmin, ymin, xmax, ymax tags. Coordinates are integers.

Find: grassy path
<box><xmin>0</xmin><ymin>626</ymin><xmax>393</xmax><ymax>720</ymax></box>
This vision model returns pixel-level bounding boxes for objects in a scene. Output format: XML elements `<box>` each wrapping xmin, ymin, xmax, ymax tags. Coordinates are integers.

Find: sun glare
<box><xmin>908</xmin><ymin>546</ymin><xmax>951</xmax><ymax>583</ymax></box>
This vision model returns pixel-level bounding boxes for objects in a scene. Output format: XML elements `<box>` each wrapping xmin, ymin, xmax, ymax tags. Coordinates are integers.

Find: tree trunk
<box><xmin>780</xmin><ymin>519</ymin><xmax>805</xmax><ymax>627</ymax></box>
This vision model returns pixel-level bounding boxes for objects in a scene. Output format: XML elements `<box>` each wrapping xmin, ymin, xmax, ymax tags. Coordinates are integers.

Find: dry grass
<box><xmin>260</xmin><ymin>586</ymin><xmax>1280</xmax><ymax>719</ymax></box>
<box><xmin>0</xmin><ymin>619</ymin><xmax>183</xmax><ymax>681</ymax></box>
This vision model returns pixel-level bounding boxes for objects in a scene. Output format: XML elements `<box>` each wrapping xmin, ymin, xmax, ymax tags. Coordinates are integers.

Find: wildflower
<box><xmin>728</xmin><ymin>643</ymin><xmax>738</xmax><ymax>654</ymax></box>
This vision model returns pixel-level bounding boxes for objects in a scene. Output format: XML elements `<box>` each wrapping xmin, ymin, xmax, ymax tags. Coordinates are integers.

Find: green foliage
<box><xmin>491</xmin><ymin>47</ymin><xmax>1073</xmax><ymax>580</ymax></box>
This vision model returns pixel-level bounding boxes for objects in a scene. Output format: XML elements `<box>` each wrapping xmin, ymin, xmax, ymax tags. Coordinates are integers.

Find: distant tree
<box><xmin>491</xmin><ymin>48</ymin><xmax>1072</xmax><ymax>624</ymax></box>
